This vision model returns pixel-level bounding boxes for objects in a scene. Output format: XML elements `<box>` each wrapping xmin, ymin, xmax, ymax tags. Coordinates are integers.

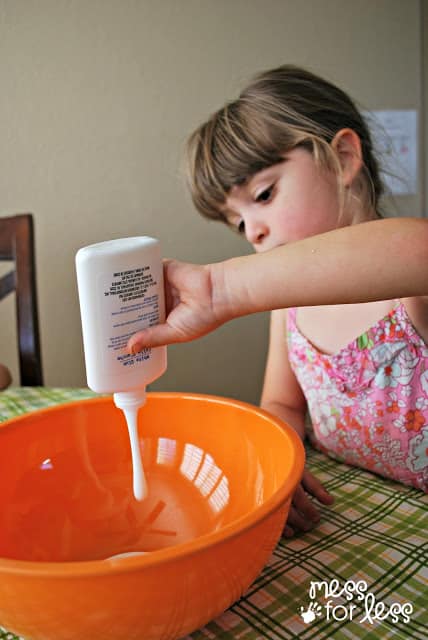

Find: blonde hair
<box><xmin>186</xmin><ymin>65</ymin><xmax>383</xmax><ymax>224</ymax></box>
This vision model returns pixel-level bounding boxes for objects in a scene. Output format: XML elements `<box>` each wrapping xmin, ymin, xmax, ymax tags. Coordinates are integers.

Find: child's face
<box><xmin>223</xmin><ymin>147</ymin><xmax>347</xmax><ymax>253</ymax></box>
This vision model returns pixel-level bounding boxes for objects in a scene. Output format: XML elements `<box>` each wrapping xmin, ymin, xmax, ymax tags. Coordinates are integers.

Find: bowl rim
<box><xmin>0</xmin><ymin>391</ymin><xmax>305</xmax><ymax>577</ymax></box>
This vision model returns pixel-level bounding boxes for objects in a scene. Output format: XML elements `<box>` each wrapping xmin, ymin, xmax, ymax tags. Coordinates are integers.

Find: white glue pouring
<box><xmin>76</xmin><ymin>237</ymin><xmax>167</xmax><ymax>501</ymax></box>
<box><xmin>124</xmin><ymin>409</ymin><xmax>146</xmax><ymax>500</ymax></box>
<box><xmin>113</xmin><ymin>391</ymin><xmax>148</xmax><ymax>501</ymax></box>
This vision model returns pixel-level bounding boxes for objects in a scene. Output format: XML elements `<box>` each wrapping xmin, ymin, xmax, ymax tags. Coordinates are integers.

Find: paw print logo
<box><xmin>300</xmin><ymin>601</ymin><xmax>323</xmax><ymax>624</ymax></box>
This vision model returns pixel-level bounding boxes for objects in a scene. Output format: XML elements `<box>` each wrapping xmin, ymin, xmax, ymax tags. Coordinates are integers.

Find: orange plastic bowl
<box><xmin>0</xmin><ymin>392</ymin><xmax>304</xmax><ymax>640</ymax></box>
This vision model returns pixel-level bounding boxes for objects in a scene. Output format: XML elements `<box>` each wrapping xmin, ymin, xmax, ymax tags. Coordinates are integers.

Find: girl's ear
<box><xmin>331</xmin><ymin>128</ymin><xmax>363</xmax><ymax>187</ymax></box>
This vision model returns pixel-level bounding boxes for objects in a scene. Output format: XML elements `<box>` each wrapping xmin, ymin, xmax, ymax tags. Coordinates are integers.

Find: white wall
<box><xmin>0</xmin><ymin>0</ymin><xmax>423</xmax><ymax>402</ymax></box>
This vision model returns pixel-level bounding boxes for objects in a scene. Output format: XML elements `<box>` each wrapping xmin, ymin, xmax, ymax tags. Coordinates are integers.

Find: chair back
<box><xmin>0</xmin><ymin>214</ymin><xmax>43</xmax><ymax>385</ymax></box>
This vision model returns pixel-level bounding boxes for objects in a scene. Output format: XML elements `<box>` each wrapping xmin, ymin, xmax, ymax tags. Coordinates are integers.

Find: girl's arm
<box><xmin>261</xmin><ymin>310</ymin><xmax>334</xmax><ymax>537</ymax></box>
<box><xmin>260</xmin><ymin>310</ymin><xmax>307</xmax><ymax>440</ymax></box>
<box><xmin>128</xmin><ymin>217</ymin><xmax>428</xmax><ymax>352</ymax></box>
<box><xmin>214</xmin><ymin>217</ymin><xmax>428</xmax><ymax>320</ymax></box>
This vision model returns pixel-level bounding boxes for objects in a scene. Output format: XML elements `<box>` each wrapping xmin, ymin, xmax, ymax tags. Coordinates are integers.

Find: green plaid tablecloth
<box><xmin>0</xmin><ymin>387</ymin><xmax>427</xmax><ymax>640</ymax></box>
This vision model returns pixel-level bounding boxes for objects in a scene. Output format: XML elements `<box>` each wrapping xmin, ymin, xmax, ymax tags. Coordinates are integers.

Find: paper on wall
<box><xmin>363</xmin><ymin>110</ymin><xmax>418</xmax><ymax>196</ymax></box>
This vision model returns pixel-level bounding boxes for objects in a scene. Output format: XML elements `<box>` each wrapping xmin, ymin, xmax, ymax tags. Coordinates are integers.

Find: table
<box><xmin>0</xmin><ymin>387</ymin><xmax>427</xmax><ymax>640</ymax></box>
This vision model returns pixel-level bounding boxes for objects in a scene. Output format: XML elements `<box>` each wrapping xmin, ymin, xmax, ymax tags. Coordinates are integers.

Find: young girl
<box><xmin>128</xmin><ymin>65</ymin><xmax>428</xmax><ymax>536</ymax></box>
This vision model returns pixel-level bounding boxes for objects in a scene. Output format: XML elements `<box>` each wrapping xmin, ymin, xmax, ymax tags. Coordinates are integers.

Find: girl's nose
<box><xmin>245</xmin><ymin>219</ymin><xmax>269</xmax><ymax>246</ymax></box>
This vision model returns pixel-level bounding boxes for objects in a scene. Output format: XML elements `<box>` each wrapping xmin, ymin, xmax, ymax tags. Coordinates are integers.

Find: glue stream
<box><xmin>75</xmin><ymin>237</ymin><xmax>167</xmax><ymax>501</ymax></box>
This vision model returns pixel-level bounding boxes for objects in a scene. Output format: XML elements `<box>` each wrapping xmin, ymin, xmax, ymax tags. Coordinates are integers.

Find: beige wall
<box><xmin>0</xmin><ymin>0</ymin><xmax>424</xmax><ymax>403</ymax></box>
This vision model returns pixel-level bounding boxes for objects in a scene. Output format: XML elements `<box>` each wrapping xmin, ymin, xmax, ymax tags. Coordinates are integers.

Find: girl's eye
<box><xmin>255</xmin><ymin>185</ymin><xmax>273</xmax><ymax>203</ymax></box>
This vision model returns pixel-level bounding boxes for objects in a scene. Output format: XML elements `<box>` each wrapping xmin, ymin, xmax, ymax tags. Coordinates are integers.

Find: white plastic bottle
<box><xmin>75</xmin><ymin>236</ymin><xmax>167</xmax><ymax>501</ymax></box>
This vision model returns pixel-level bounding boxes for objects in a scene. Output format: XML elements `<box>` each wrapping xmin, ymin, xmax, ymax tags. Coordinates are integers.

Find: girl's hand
<box><xmin>127</xmin><ymin>259</ymin><xmax>227</xmax><ymax>353</ymax></box>
<box><xmin>283</xmin><ymin>469</ymin><xmax>334</xmax><ymax>538</ymax></box>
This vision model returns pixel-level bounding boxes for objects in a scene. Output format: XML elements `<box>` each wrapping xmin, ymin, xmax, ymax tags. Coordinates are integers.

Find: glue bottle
<box><xmin>75</xmin><ymin>236</ymin><xmax>167</xmax><ymax>500</ymax></box>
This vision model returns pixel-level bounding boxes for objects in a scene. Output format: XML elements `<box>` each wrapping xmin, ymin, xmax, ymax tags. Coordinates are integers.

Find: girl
<box><xmin>128</xmin><ymin>65</ymin><xmax>428</xmax><ymax>536</ymax></box>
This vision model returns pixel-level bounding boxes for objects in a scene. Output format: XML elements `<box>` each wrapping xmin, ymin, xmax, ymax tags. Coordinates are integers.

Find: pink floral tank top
<box><xmin>287</xmin><ymin>303</ymin><xmax>428</xmax><ymax>492</ymax></box>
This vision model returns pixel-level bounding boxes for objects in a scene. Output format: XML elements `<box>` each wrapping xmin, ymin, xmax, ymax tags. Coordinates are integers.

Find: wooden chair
<box><xmin>0</xmin><ymin>214</ymin><xmax>43</xmax><ymax>385</ymax></box>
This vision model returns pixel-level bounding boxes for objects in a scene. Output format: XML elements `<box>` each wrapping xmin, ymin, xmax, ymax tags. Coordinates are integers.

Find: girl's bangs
<box><xmin>189</xmin><ymin>108</ymin><xmax>286</xmax><ymax>219</ymax></box>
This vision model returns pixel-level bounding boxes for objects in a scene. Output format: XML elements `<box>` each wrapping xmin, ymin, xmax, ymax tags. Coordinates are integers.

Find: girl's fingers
<box><xmin>301</xmin><ymin>470</ymin><xmax>335</xmax><ymax>505</ymax></box>
<box><xmin>127</xmin><ymin>323</ymin><xmax>183</xmax><ymax>351</ymax></box>
<box><xmin>282</xmin><ymin>489</ymin><xmax>320</xmax><ymax>538</ymax></box>
<box><xmin>292</xmin><ymin>485</ymin><xmax>321</xmax><ymax>523</ymax></box>
<box><xmin>282</xmin><ymin>473</ymin><xmax>335</xmax><ymax>538</ymax></box>
<box><xmin>286</xmin><ymin>505</ymin><xmax>313</xmax><ymax>534</ymax></box>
